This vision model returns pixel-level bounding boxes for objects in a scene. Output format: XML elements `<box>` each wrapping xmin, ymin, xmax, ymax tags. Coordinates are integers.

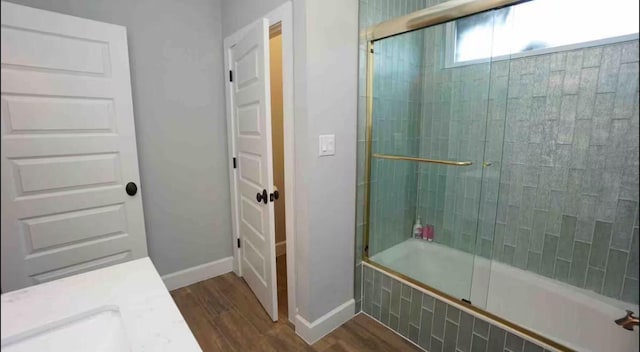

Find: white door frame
<box><xmin>224</xmin><ymin>1</ymin><xmax>296</xmax><ymax>324</ymax></box>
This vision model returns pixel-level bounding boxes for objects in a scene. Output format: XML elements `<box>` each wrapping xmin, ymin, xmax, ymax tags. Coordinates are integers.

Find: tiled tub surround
<box><xmin>362</xmin><ymin>263</ymin><xmax>556</xmax><ymax>352</ymax></box>
<box><xmin>358</xmin><ymin>2</ymin><xmax>640</xmax><ymax>307</ymax></box>
<box><xmin>355</xmin><ymin>0</ymin><xmax>639</xmax><ymax>345</ymax></box>
<box><xmin>360</xmin><ymin>0</ymin><xmax>640</xmax><ymax>308</ymax></box>
<box><xmin>371</xmin><ymin>239</ymin><xmax>640</xmax><ymax>352</ymax></box>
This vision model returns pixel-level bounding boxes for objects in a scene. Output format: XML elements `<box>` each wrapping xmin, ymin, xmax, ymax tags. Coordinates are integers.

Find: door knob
<box><xmin>126</xmin><ymin>182</ymin><xmax>138</xmax><ymax>196</ymax></box>
<box><xmin>256</xmin><ymin>189</ymin><xmax>268</xmax><ymax>204</ymax></box>
<box><xmin>270</xmin><ymin>190</ymin><xmax>279</xmax><ymax>202</ymax></box>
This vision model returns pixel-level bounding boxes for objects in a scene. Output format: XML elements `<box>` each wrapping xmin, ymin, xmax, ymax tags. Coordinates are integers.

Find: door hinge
<box><xmin>229</xmin><ymin>70</ymin><xmax>233</xmax><ymax>82</ymax></box>
<box><xmin>237</xmin><ymin>238</ymin><xmax>241</xmax><ymax>248</ymax></box>
<box><xmin>233</xmin><ymin>157</ymin><xmax>237</xmax><ymax>169</ymax></box>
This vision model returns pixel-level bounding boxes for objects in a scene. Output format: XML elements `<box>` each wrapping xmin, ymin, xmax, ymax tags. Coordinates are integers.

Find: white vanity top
<box><xmin>1</xmin><ymin>258</ymin><xmax>201</xmax><ymax>351</ymax></box>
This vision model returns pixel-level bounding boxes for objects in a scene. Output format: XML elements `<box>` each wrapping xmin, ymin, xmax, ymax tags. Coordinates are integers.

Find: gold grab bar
<box><xmin>372</xmin><ymin>153</ymin><xmax>473</xmax><ymax>166</ymax></box>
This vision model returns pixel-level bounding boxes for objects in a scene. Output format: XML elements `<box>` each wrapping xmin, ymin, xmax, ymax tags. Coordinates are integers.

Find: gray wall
<box><xmin>271</xmin><ymin>0</ymin><xmax>359</xmax><ymax>322</ymax></box>
<box><xmin>221</xmin><ymin>0</ymin><xmax>358</xmax><ymax>322</ymax></box>
<box><xmin>7</xmin><ymin>0</ymin><xmax>233</xmax><ymax>276</ymax></box>
<box><xmin>300</xmin><ymin>0</ymin><xmax>358</xmax><ymax>321</ymax></box>
<box><xmin>221</xmin><ymin>0</ymin><xmax>288</xmax><ymax>37</ymax></box>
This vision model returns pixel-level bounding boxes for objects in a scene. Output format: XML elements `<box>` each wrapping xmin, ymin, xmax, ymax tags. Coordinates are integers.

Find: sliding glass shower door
<box><xmin>365</xmin><ymin>11</ymin><xmax>503</xmax><ymax>305</ymax></box>
<box><xmin>361</xmin><ymin>0</ymin><xmax>639</xmax><ymax>349</ymax></box>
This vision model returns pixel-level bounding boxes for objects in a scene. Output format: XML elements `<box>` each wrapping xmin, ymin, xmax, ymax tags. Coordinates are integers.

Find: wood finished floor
<box><xmin>170</xmin><ymin>255</ymin><xmax>421</xmax><ymax>351</ymax></box>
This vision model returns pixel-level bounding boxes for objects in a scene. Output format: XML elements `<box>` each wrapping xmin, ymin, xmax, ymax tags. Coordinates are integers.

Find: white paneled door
<box><xmin>1</xmin><ymin>2</ymin><xmax>147</xmax><ymax>292</ymax></box>
<box><xmin>225</xmin><ymin>19</ymin><xmax>278</xmax><ymax>320</ymax></box>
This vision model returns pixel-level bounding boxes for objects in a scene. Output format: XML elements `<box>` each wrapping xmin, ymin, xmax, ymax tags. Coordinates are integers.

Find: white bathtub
<box><xmin>371</xmin><ymin>238</ymin><xmax>640</xmax><ymax>352</ymax></box>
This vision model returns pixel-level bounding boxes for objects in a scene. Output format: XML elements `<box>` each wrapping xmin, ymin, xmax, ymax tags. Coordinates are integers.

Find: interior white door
<box><xmin>0</xmin><ymin>2</ymin><xmax>147</xmax><ymax>292</ymax></box>
<box><xmin>226</xmin><ymin>18</ymin><xmax>278</xmax><ymax>321</ymax></box>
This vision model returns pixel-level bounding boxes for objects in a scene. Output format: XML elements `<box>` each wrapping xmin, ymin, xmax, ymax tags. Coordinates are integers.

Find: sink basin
<box><xmin>1</xmin><ymin>306</ymin><xmax>131</xmax><ymax>352</ymax></box>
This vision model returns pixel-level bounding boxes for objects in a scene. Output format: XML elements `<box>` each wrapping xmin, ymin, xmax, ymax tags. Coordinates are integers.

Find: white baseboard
<box><xmin>162</xmin><ymin>256</ymin><xmax>234</xmax><ymax>291</ymax></box>
<box><xmin>276</xmin><ymin>241</ymin><xmax>286</xmax><ymax>256</ymax></box>
<box><xmin>295</xmin><ymin>299</ymin><xmax>355</xmax><ymax>345</ymax></box>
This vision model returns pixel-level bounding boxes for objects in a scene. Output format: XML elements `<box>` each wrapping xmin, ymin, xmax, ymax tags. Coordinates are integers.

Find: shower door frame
<box><xmin>360</xmin><ymin>0</ymin><xmax>571</xmax><ymax>351</ymax></box>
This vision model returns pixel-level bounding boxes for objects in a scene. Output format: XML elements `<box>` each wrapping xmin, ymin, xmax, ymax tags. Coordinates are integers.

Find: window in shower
<box><xmin>448</xmin><ymin>0</ymin><xmax>640</xmax><ymax>65</ymax></box>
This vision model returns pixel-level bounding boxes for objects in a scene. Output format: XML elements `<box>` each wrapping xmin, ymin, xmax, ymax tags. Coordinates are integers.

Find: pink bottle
<box><xmin>422</xmin><ymin>224</ymin><xmax>434</xmax><ymax>241</ymax></box>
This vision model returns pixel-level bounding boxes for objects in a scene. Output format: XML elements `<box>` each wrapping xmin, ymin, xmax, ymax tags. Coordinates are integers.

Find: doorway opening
<box><xmin>268</xmin><ymin>23</ymin><xmax>288</xmax><ymax>322</ymax></box>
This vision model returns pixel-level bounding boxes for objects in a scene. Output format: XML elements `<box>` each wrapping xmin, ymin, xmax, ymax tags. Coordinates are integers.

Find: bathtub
<box><xmin>371</xmin><ymin>238</ymin><xmax>640</xmax><ymax>352</ymax></box>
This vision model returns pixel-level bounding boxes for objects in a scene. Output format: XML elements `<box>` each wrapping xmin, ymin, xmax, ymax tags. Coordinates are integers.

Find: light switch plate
<box><xmin>318</xmin><ymin>134</ymin><xmax>335</xmax><ymax>156</ymax></box>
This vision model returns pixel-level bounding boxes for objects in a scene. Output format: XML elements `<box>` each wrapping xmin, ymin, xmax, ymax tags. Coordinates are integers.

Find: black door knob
<box><xmin>256</xmin><ymin>189</ymin><xmax>267</xmax><ymax>204</ymax></box>
<box><xmin>270</xmin><ymin>190</ymin><xmax>279</xmax><ymax>202</ymax></box>
<box><xmin>126</xmin><ymin>182</ymin><xmax>137</xmax><ymax>196</ymax></box>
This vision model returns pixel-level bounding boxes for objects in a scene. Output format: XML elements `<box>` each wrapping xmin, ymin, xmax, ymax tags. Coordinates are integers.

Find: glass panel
<box><xmin>368</xmin><ymin>24</ymin><xmax>424</xmax><ymax>259</ymax></box>
<box><xmin>367</xmin><ymin>12</ymin><xmax>498</xmax><ymax>303</ymax></box>
<box><xmin>455</xmin><ymin>0</ymin><xmax>640</xmax><ymax>63</ymax></box>
<box><xmin>354</xmin><ymin>0</ymin><xmax>427</xmax><ymax>315</ymax></box>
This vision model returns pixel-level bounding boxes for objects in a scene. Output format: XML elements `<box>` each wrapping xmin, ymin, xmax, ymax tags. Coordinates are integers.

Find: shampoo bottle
<box><xmin>412</xmin><ymin>217</ymin><xmax>423</xmax><ymax>239</ymax></box>
<box><xmin>422</xmin><ymin>224</ymin><xmax>434</xmax><ymax>241</ymax></box>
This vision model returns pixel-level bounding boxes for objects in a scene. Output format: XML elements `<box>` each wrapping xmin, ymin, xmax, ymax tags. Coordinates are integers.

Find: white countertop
<box><xmin>1</xmin><ymin>258</ymin><xmax>201</xmax><ymax>351</ymax></box>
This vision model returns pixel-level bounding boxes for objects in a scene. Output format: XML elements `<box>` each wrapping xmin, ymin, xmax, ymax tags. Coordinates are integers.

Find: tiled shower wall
<box><xmin>411</xmin><ymin>5</ymin><xmax>639</xmax><ymax>303</ymax></box>
<box><xmin>490</xmin><ymin>41</ymin><xmax>640</xmax><ymax>304</ymax></box>
<box><xmin>418</xmin><ymin>39</ymin><xmax>640</xmax><ymax>304</ymax></box>
<box><xmin>362</xmin><ymin>264</ymin><xmax>551</xmax><ymax>352</ymax></box>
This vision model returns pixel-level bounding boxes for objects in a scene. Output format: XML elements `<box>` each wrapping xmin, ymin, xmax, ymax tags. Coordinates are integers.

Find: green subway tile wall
<box><xmin>362</xmin><ymin>265</ymin><xmax>553</xmax><ymax>352</ymax></box>
<box><xmin>491</xmin><ymin>42</ymin><xmax>639</xmax><ymax>304</ymax></box>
